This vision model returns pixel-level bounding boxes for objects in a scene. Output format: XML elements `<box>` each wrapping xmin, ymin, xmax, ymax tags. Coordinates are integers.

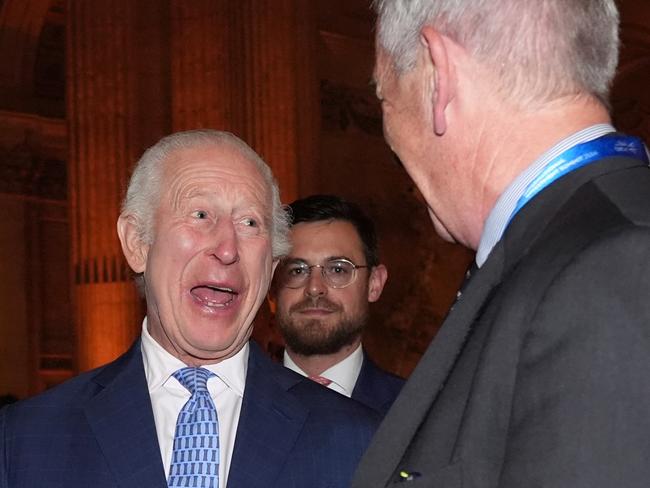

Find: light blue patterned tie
<box><xmin>168</xmin><ymin>367</ymin><xmax>219</xmax><ymax>488</ymax></box>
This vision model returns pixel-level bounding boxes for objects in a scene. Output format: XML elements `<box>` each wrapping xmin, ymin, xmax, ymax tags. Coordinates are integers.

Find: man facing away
<box><xmin>0</xmin><ymin>130</ymin><xmax>379</xmax><ymax>488</ymax></box>
<box><xmin>271</xmin><ymin>194</ymin><xmax>404</xmax><ymax>416</ymax></box>
<box><xmin>353</xmin><ymin>0</ymin><xmax>650</xmax><ymax>487</ymax></box>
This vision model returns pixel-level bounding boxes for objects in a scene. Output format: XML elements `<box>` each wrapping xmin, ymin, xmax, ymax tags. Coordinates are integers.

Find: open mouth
<box><xmin>190</xmin><ymin>285</ymin><xmax>238</xmax><ymax>308</ymax></box>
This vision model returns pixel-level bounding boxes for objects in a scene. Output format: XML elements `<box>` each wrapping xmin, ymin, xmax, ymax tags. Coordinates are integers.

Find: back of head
<box><xmin>374</xmin><ymin>0</ymin><xmax>619</xmax><ymax>108</ymax></box>
<box><xmin>288</xmin><ymin>194</ymin><xmax>380</xmax><ymax>268</ymax></box>
<box><xmin>121</xmin><ymin>129</ymin><xmax>290</xmax><ymax>258</ymax></box>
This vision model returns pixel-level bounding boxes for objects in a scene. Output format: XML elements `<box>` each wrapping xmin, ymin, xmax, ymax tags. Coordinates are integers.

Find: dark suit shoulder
<box><xmin>230</xmin><ymin>343</ymin><xmax>380</xmax><ymax>488</ymax></box>
<box><xmin>250</xmin><ymin>343</ymin><xmax>380</xmax><ymax>424</ymax></box>
<box><xmin>592</xmin><ymin>164</ymin><xmax>650</xmax><ymax>225</ymax></box>
<box><xmin>290</xmin><ymin>371</ymin><xmax>382</xmax><ymax>421</ymax></box>
<box><xmin>352</xmin><ymin>355</ymin><xmax>405</xmax><ymax>415</ymax></box>
<box><xmin>4</xmin><ymin>342</ymin><xmax>138</xmax><ymax>413</ymax></box>
<box><xmin>1</xmin><ymin>349</ymin><xmax>142</xmax><ymax>457</ymax></box>
<box><xmin>4</xmin><ymin>370</ymin><xmax>106</xmax><ymax>425</ymax></box>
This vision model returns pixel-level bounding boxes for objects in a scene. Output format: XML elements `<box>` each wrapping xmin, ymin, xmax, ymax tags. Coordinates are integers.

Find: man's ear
<box><xmin>117</xmin><ymin>214</ymin><xmax>149</xmax><ymax>273</ymax></box>
<box><xmin>368</xmin><ymin>264</ymin><xmax>388</xmax><ymax>303</ymax></box>
<box><xmin>266</xmin><ymin>290</ymin><xmax>277</xmax><ymax>314</ymax></box>
<box><xmin>420</xmin><ymin>25</ymin><xmax>452</xmax><ymax>135</ymax></box>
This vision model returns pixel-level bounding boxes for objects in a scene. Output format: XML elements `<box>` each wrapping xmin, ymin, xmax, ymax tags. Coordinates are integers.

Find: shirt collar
<box><xmin>141</xmin><ymin>317</ymin><xmax>248</xmax><ymax>398</ymax></box>
<box><xmin>475</xmin><ymin>123</ymin><xmax>616</xmax><ymax>267</ymax></box>
<box><xmin>283</xmin><ymin>344</ymin><xmax>364</xmax><ymax>396</ymax></box>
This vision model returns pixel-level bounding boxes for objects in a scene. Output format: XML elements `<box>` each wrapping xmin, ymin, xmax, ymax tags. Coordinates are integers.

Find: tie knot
<box><xmin>172</xmin><ymin>367</ymin><xmax>215</xmax><ymax>395</ymax></box>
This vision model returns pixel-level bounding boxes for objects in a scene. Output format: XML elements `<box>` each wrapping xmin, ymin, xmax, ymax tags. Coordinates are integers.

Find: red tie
<box><xmin>308</xmin><ymin>375</ymin><xmax>332</xmax><ymax>386</ymax></box>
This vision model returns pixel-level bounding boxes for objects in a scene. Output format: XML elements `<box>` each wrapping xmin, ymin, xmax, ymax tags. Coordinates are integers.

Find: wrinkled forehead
<box><xmin>162</xmin><ymin>142</ymin><xmax>270</xmax><ymax>197</ymax></box>
<box><xmin>164</xmin><ymin>140</ymin><xmax>261</xmax><ymax>170</ymax></box>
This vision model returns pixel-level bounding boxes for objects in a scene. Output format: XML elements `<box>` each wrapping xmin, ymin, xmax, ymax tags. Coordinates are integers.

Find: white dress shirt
<box><xmin>283</xmin><ymin>344</ymin><xmax>364</xmax><ymax>397</ymax></box>
<box><xmin>476</xmin><ymin>124</ymin><xmax>616</xmax><ymax>267</ymax></box>
<box><xmin>140</xmin><ymin>318</ymin><xmax>247</xmax><ymax>488</ymax></box>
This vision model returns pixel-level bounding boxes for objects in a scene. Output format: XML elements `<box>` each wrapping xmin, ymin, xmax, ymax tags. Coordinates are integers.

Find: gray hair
<box><xmin>374</xmin><ymin>0</ymin><xmax>619</xmax><ymax>107</ymax></box>
<box><xmin>121</xmin><ymin>129</ymin><xmax>291</xmax><ymax>259</ymax></box>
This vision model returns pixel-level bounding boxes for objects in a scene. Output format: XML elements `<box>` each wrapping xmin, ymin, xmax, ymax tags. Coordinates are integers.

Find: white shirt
<box><xmin>283</xmin><ymin>344</ymin><xmax>364</xmax><ymax>397</ymax></box>
<box><xmin>140</xmin><ymin>318</ymin><xmax>247</xmax><ymax>488</ymax></box>
<box><xmin>476</xmin><ymin>124</ymin><xmax>616</xmax><ymax>267</ymax></box>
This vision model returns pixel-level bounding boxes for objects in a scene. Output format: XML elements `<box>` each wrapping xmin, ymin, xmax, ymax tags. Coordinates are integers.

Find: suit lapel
<box><xmin>352</xmin><ymin>245</ymin><xmax>505</xmax><ymax>487</ymax></box>
<box><xmin>227</xmin><ymin>343</ymin><xmax>308</xmax><ymax>488</ymax></box>
<box><xmin>84</xmin><ymin>341</ymin><xmax>167</xmax><ymax>488</ymax></box>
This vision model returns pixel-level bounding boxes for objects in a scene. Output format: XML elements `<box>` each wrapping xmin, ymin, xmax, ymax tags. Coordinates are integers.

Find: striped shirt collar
<box><xmin>475</xmin><ymin>123</ymin><xmax>616</xmax><ymax>267</ymax></box>
<box><xmin>283</xmin><ymin>344</ymin><xmax>364</xmax><ymax>397</ymax></box>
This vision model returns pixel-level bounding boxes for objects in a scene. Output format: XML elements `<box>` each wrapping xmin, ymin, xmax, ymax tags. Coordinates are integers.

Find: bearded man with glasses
<box><xmin>270</xmin><ymin>194</ymin><xmax>404</xmax><ymax>416</ymax></box>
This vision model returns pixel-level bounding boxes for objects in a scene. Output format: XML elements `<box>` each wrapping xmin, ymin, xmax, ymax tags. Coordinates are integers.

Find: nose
<box><xmin>207</xmin><ymin>219</ymin><xmax>239</xmax><ymax>265</ymax></box>
<box><xmin>305</xmin><ymin>267</ymin><xmax>328</xmax><ymax>297</ymax></box>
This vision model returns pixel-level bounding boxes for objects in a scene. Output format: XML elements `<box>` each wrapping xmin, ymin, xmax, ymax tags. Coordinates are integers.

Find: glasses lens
<box><xmin>324</xmin><ymin>260</ymin><xmax>355</xmax><ymax>288</ymax></box>
<box><xmin>281</xmin><ymin>262</ymin><xmax>310</xmax><ymax>288</ymax></box>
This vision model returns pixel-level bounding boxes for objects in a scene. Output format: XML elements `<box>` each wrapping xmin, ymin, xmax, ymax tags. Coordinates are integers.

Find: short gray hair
<box><xmin>121</xmin><ymin>129</ymin><xmax>290</xmax><ymax>259</ymax></box>
<box><xmin>374</xmin><ymin>0</ymin><xmax>619</xmax><ymax>107</ymax></box>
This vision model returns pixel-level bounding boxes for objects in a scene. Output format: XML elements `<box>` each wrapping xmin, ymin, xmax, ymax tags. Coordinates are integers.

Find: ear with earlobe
<box><xmin>368</xmin><ymin>264</ymin><xmax>388</xmax><ymax>303</ymax></box>
<box><xmin>420</xmin><ymin>26</ymin><xmax>451</xmax><ymax>136</ymax></box>
<box><xmin>117</xmin><ymin>214</ymin><xmax>149</xmax><ymax>273</ymax></box>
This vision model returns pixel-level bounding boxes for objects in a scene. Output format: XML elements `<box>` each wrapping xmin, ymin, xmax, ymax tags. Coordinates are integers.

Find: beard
<box><xmin>276</xmin><ymin>296</ymin><xmax>367</xmax><ymax>356</ymax></box>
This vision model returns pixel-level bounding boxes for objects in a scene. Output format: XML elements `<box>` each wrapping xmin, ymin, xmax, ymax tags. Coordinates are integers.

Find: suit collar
<box><xmin>227</xmin><ymin>342</ymin><xmax>309</xmax><ymax>488</ymax></box>
<box><xmin>85</xmin><ymin>340</ymin><xmax>168</xmax><ymax>487</ymax></box>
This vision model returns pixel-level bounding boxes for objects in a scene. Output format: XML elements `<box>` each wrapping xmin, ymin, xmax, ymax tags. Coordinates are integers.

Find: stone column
<box><xmin>67</xmin><ymin>0</ymin><xmax>169</xmax><ymax>371</ymax></box>
<box><xmin>169</xmin><ymin>0</ymin><xmax>319</xmax><ymax>203</ymax></box>
<box><xmin>169</xmin><ymin>0</ymin><xmax>238</xmax><ymax>132</ymax></box>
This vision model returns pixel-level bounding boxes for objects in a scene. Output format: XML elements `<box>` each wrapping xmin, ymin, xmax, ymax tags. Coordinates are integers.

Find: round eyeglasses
<box><xmin>277</xmin><ymin>258</ymin><xmax>369</xmax><ymax>289</ymax></box>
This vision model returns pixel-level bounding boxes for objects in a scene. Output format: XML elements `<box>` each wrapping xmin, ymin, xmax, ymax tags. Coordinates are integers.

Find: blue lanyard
<box><xmin>509</xmin><ymin>135</ymin><xmax>649</xmax><ymax>222</ymax></box>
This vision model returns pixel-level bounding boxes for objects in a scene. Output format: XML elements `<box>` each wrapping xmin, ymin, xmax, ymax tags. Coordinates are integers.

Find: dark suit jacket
<box><xmin>351</xmin><ymin>353</ymin><xmax>404</xmax><ymax>416</ymax></box>
<box><xmin>352</xmin><ymin>155</ymin><xmax>650</xmax><ymax>487</ymax></box>
<box><xmin>0</xmin><ymin>340</ymin><xmax>379</xmax><ymax>488</ymax></box>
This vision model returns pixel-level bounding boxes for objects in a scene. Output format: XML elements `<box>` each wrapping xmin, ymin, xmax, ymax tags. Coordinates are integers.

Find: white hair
<box><xmin>374</xmin><ymin>0</ymin><xmax>619</xmax><ymax>107</ymax></box>
<box><xmin>121</xmin><ymin>129</ymin><xmax>291</xmax><ymax>259</ymax></box>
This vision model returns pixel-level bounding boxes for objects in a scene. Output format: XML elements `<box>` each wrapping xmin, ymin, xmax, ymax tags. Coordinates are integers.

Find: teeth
<box><xmin>206</xmin><ymin>285</ymin><xmax>234</xmax><ymax>293</ymax></box>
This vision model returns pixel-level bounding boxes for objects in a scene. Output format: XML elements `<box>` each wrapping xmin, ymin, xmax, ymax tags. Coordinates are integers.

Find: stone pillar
<box><xmin>237</xmin><ymin>0</ymin><xmax>319</xmax><ymax>203</ymax></box>
<box><xmin>67</xmin><ymin>0</ymin><xmax>169</xmax><ymax>371</ymax></box>
<box><xmin>169</xmin><ymin>0</ymin><xmax>320</xmax><ymax>203</ymax></box>
<box><xmin>169</xmin><ymin>0</ymin><xmax>239</xmax><ymax>132</ymax></box>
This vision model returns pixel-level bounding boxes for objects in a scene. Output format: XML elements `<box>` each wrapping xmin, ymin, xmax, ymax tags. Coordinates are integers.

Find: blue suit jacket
<box><xmin>351</xmin><ymin>354</ymin><xmax>404</xmax><ymax>416</ymax></box>
<box><xmin>0</xmin><ymin>340</ymin><xmax>379</xmax><ymax>488</ymax></box>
